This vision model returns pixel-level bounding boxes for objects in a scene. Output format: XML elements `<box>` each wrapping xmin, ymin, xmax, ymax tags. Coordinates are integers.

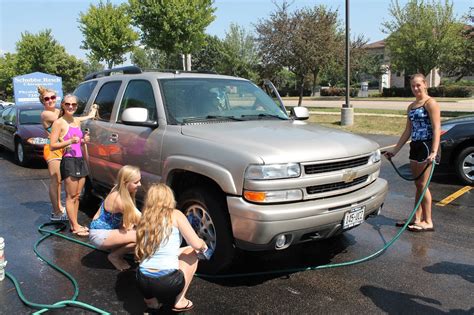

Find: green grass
<box><xmin>305</xmin><ymin>109</ymin><xmax>472</xmax><ymax>135</ymax></box>
<box><xmin>282</xmin><ymin>96</ymin><xmax>471</xmax><ymax>102</ymax></box>
<box><xmin>307</xmin><ymin>114</ymin><xmax>406</xmax><ymax>135</ymax></box>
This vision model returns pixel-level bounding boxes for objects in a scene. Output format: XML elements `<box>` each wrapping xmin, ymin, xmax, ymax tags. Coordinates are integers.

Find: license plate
<box><xmin>343</xmin><ymin>206</ymin><xmax>365</xmax><ymax>229</ymax></box>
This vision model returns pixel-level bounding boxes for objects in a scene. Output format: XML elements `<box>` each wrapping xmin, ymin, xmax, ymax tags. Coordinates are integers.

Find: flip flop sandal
<box><xmin>172</xmin><ymin>300</ymin><xmax>194</xmax><ymax>312</ymax></box>
<box><xmin>407</xmin><ymin>224</ymin><xmax>435</xmax><ymax>232</ymax></box>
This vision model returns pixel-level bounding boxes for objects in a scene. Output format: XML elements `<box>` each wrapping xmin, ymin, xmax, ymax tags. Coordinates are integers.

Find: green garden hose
<box><xmin>5</xmin><ymin>161</ymin><xmax>435</xmax><ymax>311</ymax></box>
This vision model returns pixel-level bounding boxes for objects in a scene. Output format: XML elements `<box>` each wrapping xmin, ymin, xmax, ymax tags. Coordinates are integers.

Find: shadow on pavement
<box><xmin>360</xmin><ymin>285</ymin><xmax>473</xmax><ymax>314</ymax></box>
<box><xmin>423</xmin><ymin>262</ymin><xmax>474</xmax><ymax>284</ymax></box>
<box><xmin>201</xmin><ymin>233</ymin><xmax>356</xmax><ymax>287</ymax></box>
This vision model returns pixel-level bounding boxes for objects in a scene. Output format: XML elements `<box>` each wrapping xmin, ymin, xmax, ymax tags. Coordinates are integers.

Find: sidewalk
<box><xmin>283</xmin><ymin>99</ymin><xmax>474</xmax><ymax>112</ymax></box>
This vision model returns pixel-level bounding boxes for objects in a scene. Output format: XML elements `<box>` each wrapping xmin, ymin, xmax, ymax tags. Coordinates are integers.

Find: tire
<box><xmin>15</xmin><ymin>140</ymin><xmax>29</xmax><ymax>166</ymax></box>
<box><xmin>80</xmin><ymin>177</ymin><xmax>101</xmax><ymax>214</ymax></box>
<box><xmin>177</xmin><ymin>186</ymin><xmax>235</xmax><ymax>274</ymax></box>
<box><xmin>454</xmin><ymin>147</ymin><xmax>474</xmax><ymax>185</ymax></box>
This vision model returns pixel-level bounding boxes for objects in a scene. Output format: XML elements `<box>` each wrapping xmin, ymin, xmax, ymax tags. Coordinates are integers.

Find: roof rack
<box><xmin>84</xmin><ymin>66</ymin><xmax>142</xmax><ymax>81</ymax></box>
<box><xmin>143</xmin><ymin>69</ymin><xmax>218</xmax><ymax>75</ymax></box>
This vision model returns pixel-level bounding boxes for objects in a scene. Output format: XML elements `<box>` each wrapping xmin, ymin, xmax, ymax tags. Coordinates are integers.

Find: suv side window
<box><xmin>73</xmin><ymin>81</ymin><xmax>98</xmax><ymax>115</ymax></box>
<box><xmin>118</xmin><ymin>80</ymin><xmax>157</xmax><ymax>123</ymax></box>
<box><xmin>93</xmin><ymin>81</ymin><xmax>121</xmax><ymax>121</ymax></box>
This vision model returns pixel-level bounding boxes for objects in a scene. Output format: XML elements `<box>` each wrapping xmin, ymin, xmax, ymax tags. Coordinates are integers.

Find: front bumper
<box><xmin>228</xmin><ymin>178</ymin><xmax>388</xmax><ymax>251</ymax></box>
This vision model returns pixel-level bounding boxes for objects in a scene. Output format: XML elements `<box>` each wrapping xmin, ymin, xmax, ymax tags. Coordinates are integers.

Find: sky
<box><xmin>0</xmin><ymin>0</ymin><xmax>472</xmax><ymax>64</ymax></box>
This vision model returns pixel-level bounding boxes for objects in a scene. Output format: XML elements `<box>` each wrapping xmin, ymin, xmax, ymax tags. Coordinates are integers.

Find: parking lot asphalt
<box><xmin>0</xmin><ymin>134</ymin><xmax>473</xmax><ymax>314</ymax></box>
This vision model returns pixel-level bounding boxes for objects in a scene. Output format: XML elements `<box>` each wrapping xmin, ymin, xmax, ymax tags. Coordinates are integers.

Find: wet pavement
<box><xmin>0</xmin><ymin>134</ymin><xmax>473</xmax><ymax>314</ymax></box>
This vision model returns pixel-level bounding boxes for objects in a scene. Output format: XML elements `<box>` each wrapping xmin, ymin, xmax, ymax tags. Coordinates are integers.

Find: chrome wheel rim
<box><xmin>185</xmin><ymin>204</ymin><xmax>216</xmax><ymax>250</ymax></box>
<box><xmin>17</xmin><ymin>143</ymin><xmax>24</xmax><ymax>163</ymax></box>
<box><xmin>462</xmin><ymin>152</ymin><xmax>474</xmax><ymax>181</ymax></box>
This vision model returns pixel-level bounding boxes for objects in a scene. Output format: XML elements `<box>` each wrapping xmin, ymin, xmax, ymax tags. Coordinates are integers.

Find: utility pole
<box><xmin>341</xmin><ymin>0</ymin><xmax>354</xmax><ymax>126</ymax></box>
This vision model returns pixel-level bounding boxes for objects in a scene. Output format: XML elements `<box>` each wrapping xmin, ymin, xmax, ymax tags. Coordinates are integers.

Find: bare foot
<box><xmin>107</xmin><ymin>253</ymin><xmax>130</xmax><ymax>271</ymax></box>
<box><xmin>173</xmin><ymin>299</ymin><xmax>194</xmax><ymax>312</ymax></box>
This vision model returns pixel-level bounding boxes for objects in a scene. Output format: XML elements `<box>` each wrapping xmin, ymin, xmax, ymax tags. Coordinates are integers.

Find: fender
<box><xmin>163</xmin><ymin>155</ymin><xmax>238</xmax><ymax>195</ymax></box>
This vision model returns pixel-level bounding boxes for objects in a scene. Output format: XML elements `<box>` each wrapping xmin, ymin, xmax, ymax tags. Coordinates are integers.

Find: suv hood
<box><xmin>181</xmin><ymin>120</ymin><xmax>379</xmax><ymax>163</ymax></box>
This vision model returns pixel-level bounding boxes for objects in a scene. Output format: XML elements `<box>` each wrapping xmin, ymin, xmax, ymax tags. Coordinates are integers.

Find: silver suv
<box><xmin>74</xmin><ymin>66</ymin><xmax>388</xmax><ymax>273</ymax></box>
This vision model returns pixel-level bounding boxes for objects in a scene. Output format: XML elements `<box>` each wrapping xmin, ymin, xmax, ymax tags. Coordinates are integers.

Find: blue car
<box><xmin>440</xmin><ymin>115</ymin><xmax>474</xmax><ymax>185</ymax></box>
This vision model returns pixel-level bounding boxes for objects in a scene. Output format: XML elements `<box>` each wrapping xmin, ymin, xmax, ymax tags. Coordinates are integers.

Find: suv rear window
<box><xmin>93</xmin><ymin>81</ymin><xmax>121</xmax><ymax>121</ymax></box>
<box><xmin>73</xmin><ymin>81</ymin><xmax>98</xmax><ymax>115</ymax></box>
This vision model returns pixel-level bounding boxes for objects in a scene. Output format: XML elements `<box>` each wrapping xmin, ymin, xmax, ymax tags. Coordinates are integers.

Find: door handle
<box><xmin>109</xmin><ymin>133</ymin><xmax>119</xmax><ymax>143</ymax></box>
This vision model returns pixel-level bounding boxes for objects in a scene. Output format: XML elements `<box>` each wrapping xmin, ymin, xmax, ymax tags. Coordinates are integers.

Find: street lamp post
<box><xmin>341</xmin><ymin>0</ymin><xmax>354</xmax><ymax>126</ymax></box>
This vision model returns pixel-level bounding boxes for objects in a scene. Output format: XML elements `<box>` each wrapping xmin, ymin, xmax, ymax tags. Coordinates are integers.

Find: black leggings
<box><xmin>136</xmin><ymin>269</ymin><xmax>185</xmax><ymax>305</ymax></box>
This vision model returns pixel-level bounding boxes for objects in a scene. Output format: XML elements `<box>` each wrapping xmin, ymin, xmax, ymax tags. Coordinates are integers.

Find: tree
<box><xmin>0</xmin><ymin>53</ymin><xmax>18</xmax><ymax>99</ymax></box>
<box><xmin>382</xmin><ymin>0</ymin><xmax>464</xmax><ymax>80</ymax></box>
<box><xmin>78</xmin><ymin>0</ymin><xmax>138</xmax><ymax>69</ymax></box>
<box><xmin>220</xmin><ymin>24</ymin><xmax>260</xmax><ymax>81</ymax></box>
<box><xmin>128</xmin><ymin>0</ymin><xmax>216</xmax><ymax>70</ymax></box>
<box><xmin>439</xmin><ymin>22</ymin><xmax>473</xmax><ymax>81</ymax></box>
<box><xmin>14</xmin><ymin>29</ymin><xmax>86</xmax><ymax>94</ymax></box>
<box><xmin>192</xmin><ymin>35</ymin><xmax>225</xmax><ymax>73</ymax></box>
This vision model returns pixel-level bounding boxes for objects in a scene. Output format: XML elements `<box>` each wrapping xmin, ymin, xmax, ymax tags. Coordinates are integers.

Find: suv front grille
<box><xmin>304</xmin><ymin>156</ymin><xmax>370</xmax><ymax>174</ymax></box>
<box><xmin>306</xmin><ymin>175</ymin><xmax>369</xmax><ymax>194</ymax></box>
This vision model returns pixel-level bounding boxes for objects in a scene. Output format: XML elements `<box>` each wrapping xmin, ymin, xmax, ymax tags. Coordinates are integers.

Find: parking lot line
<box><xmin>436</xmin><ymin>186</ymin><xmax>473</xmax><ymax>207</ymax></box>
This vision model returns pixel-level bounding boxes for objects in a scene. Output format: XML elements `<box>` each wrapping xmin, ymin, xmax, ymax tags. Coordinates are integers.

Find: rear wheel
<box><xmin>177</xmin><ymin>186</ymin><xmax>235</xmax><ymax>274</ymax></box>
<box><xmin>454</xmin><ymin>147</ymin><xmax>474</xmax><ymax>185</ymax></box>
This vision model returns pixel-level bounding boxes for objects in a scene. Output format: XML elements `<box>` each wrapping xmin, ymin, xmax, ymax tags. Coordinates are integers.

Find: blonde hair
<box><xmin>111</xmin><ymin>165</ymin><xmax>141</xmax><ymax>229</ymax></box>
<box><xmin>37</xmin><ymin>86</ymin><xmax>56</xmax><ymax>104</ymax></box>
<box><xmin>135</xmin><ymin>183</ymin><xmax>176</xmax><ymax>263</ymax></box>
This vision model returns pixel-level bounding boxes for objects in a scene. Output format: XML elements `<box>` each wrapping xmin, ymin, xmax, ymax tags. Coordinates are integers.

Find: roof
<box><xmin>363</xmin><ymin>40</ymin><xmax>385</xmax><ymax>49</ymax></box>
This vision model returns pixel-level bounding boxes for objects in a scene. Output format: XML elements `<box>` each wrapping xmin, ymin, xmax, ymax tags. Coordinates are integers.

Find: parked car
<box><xmin>74</xmin><ymin>66</ymin><xmax>388</xmax><ymax>273</ymax></box>
<box><xmin>0</xmin><ymin>103</ymin><xmax>48</xmax><ymax>166</ymax></box>
<box><xmin>440</xmin><ymin>115</ymin><xmax>474</xmax><ymax>185</ymax></box>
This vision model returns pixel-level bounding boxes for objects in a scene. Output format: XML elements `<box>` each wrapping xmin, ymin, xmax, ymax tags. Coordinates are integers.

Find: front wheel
<box><xmin>177</xmin><ymin>186</ymin><xmax>235</xmax><ymax>274</ymax></box>
<box><xmin>454</xmin><ymin>147</ymin><xmax>474</xmax><ymax>185</ymax></box>
<box><xmin>15</xmin><ymin>140</ymin><xmax>29</xmax><ymax>166</ymax></box>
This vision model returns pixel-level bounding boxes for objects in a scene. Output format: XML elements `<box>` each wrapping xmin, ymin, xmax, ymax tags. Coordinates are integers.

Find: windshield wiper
<box><xmin>240</xmin><ymin>113</ymin><xmax>287</xmax><ymax>120</ymax></box>
<box><xmin>182</xmin><ymin>115</ymin><xmax>243</xmax><ymax>123</ymax></box>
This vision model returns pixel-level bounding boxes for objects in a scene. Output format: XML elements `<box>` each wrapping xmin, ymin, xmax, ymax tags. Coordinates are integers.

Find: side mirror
<box><xmin>121</xmin><ymin>107</ymin><xmax>157</xmax><ymax>128</ymax></box>
<box><xmin>290</xmin><ymin>106</ymin><xmax>309</xmax><ymax>120</ymax></box>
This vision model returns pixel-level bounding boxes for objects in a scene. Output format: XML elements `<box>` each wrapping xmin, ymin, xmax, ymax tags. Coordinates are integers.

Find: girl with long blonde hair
<box><xmin>135</xmin><ymin>184</ymin><xmax>207</xmax><ymax>312</ymax></box>
<box><xmin>89</xmin><ymin>165</ymin><xmax>142</xmax><ymax>271</ymax></box>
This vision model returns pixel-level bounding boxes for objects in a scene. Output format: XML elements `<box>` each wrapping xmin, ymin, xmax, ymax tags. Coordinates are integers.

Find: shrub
<box><xmin>382</xmin><ymin>86</ymin><xmax>472</xmax><ymax>97</ymax></box>
<box><xmin>320</xmin><ymin>87</ymin><xmax>358</xmax><ymax>97</ymax></box>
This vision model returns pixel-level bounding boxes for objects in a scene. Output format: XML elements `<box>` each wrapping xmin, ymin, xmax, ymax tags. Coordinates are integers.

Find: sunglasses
<box><xmin>43</xmin><ymin>95</ymin><xmax>57</xmax><ymax>102</ymax></box>
<box><xmin>64</xmin><ymin>102</ymin><xmax>78</xmax><ymax>107</ymax></box>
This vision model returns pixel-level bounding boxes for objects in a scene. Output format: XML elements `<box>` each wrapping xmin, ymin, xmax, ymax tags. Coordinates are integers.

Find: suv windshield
<box><xmin>159</xmin><ymin>78</ymin><xmax>288</xmax><ymax>124</ymax></box>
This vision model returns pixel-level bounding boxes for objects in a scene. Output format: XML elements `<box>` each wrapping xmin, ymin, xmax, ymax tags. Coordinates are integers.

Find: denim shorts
<box><xmin>89</xmin><ymin>229</ymin><xmax>111</xmax><ymax>248</ymax></box>
<box><xmin>136</xmin><ymin>268</ymin><xmax>185</xmax><ymax>305</ymax></box>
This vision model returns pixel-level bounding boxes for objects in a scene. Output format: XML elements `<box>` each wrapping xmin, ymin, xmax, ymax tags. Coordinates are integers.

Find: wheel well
<box><xmin>450</xmin><ymin>139</ymin><xmax>474</xmax><ymax>164</ymax></box>
<box><xmin>167</xmin><ymin>170</ymin><xmax>224</xmax><ymax>200</ymax></box>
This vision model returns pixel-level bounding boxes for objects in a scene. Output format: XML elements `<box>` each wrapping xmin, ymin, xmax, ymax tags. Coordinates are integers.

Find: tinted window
<box><xmin>73</xmin><ymin>81</ymin><xmax>98</xmax><ymax>115</ymax></box>
<box><xmin>118</xmin><ymin>80</ymin><xmax>157</xmax><ymax>123</ymax></box>
<box><xmin>19</xmin><ymin>109</ymin><xmax>42</xmax><ymax>125</ymax></box>
<box><xmin>93</xmin><ymin>81</ymin><xmax>121</xmax><ymax>121</ymax></box>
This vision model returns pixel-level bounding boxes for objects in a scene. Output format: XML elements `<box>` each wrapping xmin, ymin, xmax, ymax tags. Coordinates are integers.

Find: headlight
<box><xmin>244</xmin><ymin>189</ymin><xmax>303</xmax><ymax>203</ymax></box>
<box><xmin>245</xmin><ymin>163</ymin><xmax>301</xmax><ymax>180</ymax></box>
<box><xmin>370</xmin><ymin>149</ymin><xmax>381</xmax><ymax>164</ymax></box>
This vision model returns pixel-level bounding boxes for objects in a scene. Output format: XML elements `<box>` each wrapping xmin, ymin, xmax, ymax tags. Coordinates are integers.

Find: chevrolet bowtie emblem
<box><xmin>342</xmin><ymin>169</ymin><xmax>357</xmax><ymax>183</ymax></box>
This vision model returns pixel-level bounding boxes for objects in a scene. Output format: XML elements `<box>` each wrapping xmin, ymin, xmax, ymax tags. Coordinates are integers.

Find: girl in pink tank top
<box><xmin>49</xmin><ymin>94</ymin><xmax>95</xmax><ymax>237</ymax></box>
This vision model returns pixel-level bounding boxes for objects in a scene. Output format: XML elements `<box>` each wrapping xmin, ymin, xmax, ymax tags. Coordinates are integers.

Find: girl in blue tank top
<box><xmin>135</xmin><ymin>184</ymin><xmax>207</xmax><ymax>312</ymax></box>
<box><xmin>89</xmin><ymin>165</ymin><xmax>142</xmax><ymax>271</ymax></box>
<box><xmin>383</xmin><ymin>73</ymin><xmax>440</xmax><ymax>233</ymax></box>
